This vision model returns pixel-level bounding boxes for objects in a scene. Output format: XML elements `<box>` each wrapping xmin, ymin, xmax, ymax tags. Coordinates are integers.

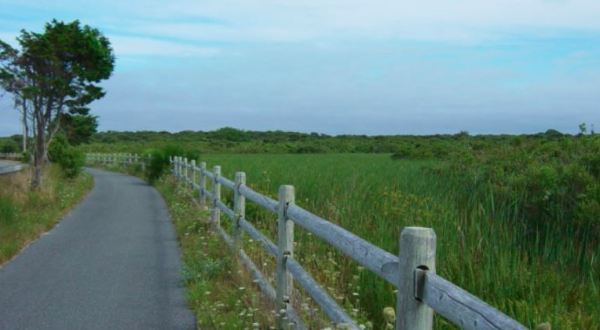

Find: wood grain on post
<box><xmin>177</xmin><ymin>157</ymin><xmax>181</xmax><ymax>178</ymax></box>
<box><xmin>184</xmin><ymin>158</ymin><xmax>189</xmax><ymax>184</ymax></box>
<box><xmin>233</xmin><ymin>172</ymin><xmax>246</xmax><ymax>250</ymax></box>
<box><xmin>211</xmin><ymin>165</ymin><xmax>221</xmax><ymax>227</ymax></box>
<box><xmin>396</xmin><ymin>227</ymin><xmax>436</xmax><ymax>330</ymax></box>
<box><xmin>173</xmin><ymin>156</ymin><xmax>177</xmax><ymax>177</ymax></box>
<box><xmin>199</xmin><ymin>161</ymin><xmax>207</xmax><ymax>208</ymax></box>
<box><xmin>276</xmin><ymin>185</ymin><xmax>295</xmax><ymax>329</ymax></box>
<box><xmin>190</xmin><ymin>160</ymin><xmax>196</xmax><ymax>189</ymax></box>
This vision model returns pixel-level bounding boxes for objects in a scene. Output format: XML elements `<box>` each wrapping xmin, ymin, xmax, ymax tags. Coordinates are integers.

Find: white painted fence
<box><xmin>87</xmin><ymin>153</ymin><xmax>528</xmax><ymax>330</ymax></box>
<box><xmin>0</xmin><ymin>152</ymin><xmax>22</xmax><ymax>160</ymax></box>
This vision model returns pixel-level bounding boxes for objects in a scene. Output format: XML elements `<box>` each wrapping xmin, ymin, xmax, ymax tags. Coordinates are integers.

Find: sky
<box><xmin>0</xmin><ymin>0</ymin><xmax>599</xmax><ymax>136</ymax></box>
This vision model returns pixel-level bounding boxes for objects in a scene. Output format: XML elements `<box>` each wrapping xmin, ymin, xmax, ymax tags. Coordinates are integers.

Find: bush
<box><xmin>0</xmin><ymin>139</ymin><xmax>19</xmax><ymax>153</ymax></box>
<box><xmin>145</xmin><ymin>145</ymin><xmax>199</xmax><ymax>184</ymax></box>
<box><xmin>48</xmin><ymin>135</ymin><xmax>85</xmax><ymax>178</ymax></box>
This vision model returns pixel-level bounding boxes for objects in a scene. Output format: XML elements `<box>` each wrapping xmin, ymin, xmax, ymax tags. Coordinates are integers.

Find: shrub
<box><xmin>145</xmin><ymin>145</ymin><xmax>199</xmax><ymax>184</ymax></box>
<box><xmin>1</xmin><ymin>139</ymin><xmax>19</xmax><ymax>153</ymax></box>
<box><xmin>48</xmin><ymin>134</ymin><xmax>85</xmax><ymax>178</ymax></box>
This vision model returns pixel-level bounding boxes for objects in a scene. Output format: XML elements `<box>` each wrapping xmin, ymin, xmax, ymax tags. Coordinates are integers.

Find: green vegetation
<box><xmin>83</xmin><ymin>128</ymin><xmax>599</xmax><ymax>329</ymax></box>
<box><xmin>0</xmin><ymin>19</ymin><xmax>114</xmax><ymax>188</ymax></box>
<box><xmin>0</xmin><ymin>165</ymin><xmax>92</xmax><ymax>264</ymax></box>
<box><xmin>155</xmin><ymin>175</ymin><xmax>276</xmax><ymax>329</ymax></box>
<box><xmin>194</xmin><ymin>153</ymin><xmax>597</xmax><ymax>329</ymax></box>
<box><xmin>48</xmin><ymin>134</ymin><xmax>86</xmax><ymax>178</ymax></box>
<box><xmin>77</xmin><ymin>127</ymin><xmax>483</xmax><ymax>154</ymax></box>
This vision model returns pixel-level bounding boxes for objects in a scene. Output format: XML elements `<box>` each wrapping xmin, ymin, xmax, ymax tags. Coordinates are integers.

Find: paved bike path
<box><xmin>0</xmin><ymin>160</ymin><xmax>26</xmax><ymax>175</ymax></box>
<box><xmin>0</xmin><ymin>168</ymin><xmax>196</xmax><ymax>329</ymax></box>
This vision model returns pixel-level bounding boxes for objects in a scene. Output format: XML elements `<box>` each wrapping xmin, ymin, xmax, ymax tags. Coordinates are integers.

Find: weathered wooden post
<box><xmin>184</xmin><ymin>158</ymin><xmax>189</xmax><ymax>185</ymax></box>
<box><xmin>211</xmin><ymin>165</ymin><xmax>221</xmax><ymax>227</ymax></box>
<box><xmin>396</xmin><ymin>227</ymin><xmax>436</xmax><ymax>330</ymax></box>
<box><xmin>233</xmin><ymin>172</ymin><xmax>246</xmax><ymax>250</ymax></box>
<box><xmin>276</xmin><ymin>185</ymin><xmax>295</xmax><ymax>329</ymax></box>
<box><xmin>179</xmin><ymin>157</ymin><xmax>183</xmax><ymax>180</ymax></box>
<box><xmin>199</xmin><ymin>161</ymin><xmax>207</xmax><ymax>209</ymax></box>
<box><xmin>175</xmin><ymin>156</ymin><xmax>180</xmax><ymax>179</ymax></box>
<box><xmin>173</xmin><ymin>156</ymin><xmax>177</xmax><ymax>177</ymax></box>
<box><xmin>190</xmin><ymin>160</ymin><xmax>196</xmax><ymax>189</ymax></box>
<box><xmin>172</xmin><ymin>156</ymin><xmax>177</xmax><ymax>177</ymax></box>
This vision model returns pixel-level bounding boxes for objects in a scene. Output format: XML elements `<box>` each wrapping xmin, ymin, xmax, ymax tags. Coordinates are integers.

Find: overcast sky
<box><xmin>0</xmin><ymin>0</ymin><xmax>599</xmax><ymax>135</ymax></box>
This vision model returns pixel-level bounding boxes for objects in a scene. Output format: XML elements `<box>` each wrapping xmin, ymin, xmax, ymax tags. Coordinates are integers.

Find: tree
<box><xmin>60</xmin><ymin>107</ymin><xmax>98</xmax><ymax>145</ymax></box>
<box><xmin>0</xmin><ymin>40</ymin><xmax>30</xmax><ymax>153</ymax></box>
<box><xmin>0</xmin><ymin>20</ymin><xmax>114</xmax><ymax>187</ymax></box>
<box><xmin>578</xmin><ymin>123</ymin><xmax>587</xmax><ymax>136</ymax></box>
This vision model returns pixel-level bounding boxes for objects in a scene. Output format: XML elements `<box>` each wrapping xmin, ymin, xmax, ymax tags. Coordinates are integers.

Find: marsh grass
<box><xmin>196</xmin><ymin>153</ymin><xmax>598</xmax><ymax>329</ymax></box>
<box><xmin>0</xmin><ymin>165</ymin><xmax>92</xmax><ymax>265</ymax></box>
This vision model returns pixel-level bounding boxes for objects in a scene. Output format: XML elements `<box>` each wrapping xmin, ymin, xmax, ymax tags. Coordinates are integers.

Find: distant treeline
<box><xmin>0</xmin><ymin>126</ymin><xmax>582</xmax><ymax>156</ymax></box>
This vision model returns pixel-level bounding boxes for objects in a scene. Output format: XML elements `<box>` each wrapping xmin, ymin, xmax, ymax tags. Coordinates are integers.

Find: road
<box><xmin>0</xmin><ymin>168</ymin><xmax>196</xmax><ymax>329</ymax></box>
<box><xmin>0</xmin><ymin>159</ymin><xmax>25</xmax><ymax>175</ymax></box>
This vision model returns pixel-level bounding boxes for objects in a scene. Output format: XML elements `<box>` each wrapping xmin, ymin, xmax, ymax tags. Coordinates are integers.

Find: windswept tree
<box><xmin>0</xmin><ymin>20</ymin><xmax>114</xmax><ymax>187</ymax></box>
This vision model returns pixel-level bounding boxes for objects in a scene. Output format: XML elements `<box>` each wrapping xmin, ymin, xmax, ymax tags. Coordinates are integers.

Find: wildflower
<box><xmin>383</xmin><ymin>307</ymin><xmax>396</xmax><ymax>324</ymax></box>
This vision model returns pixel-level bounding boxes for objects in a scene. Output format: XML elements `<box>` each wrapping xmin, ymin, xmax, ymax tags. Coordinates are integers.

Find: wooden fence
<box><xmin>87</xmin><ymin>153</ymin><xmax>528</xmax><ymax>330</ymax></box>
<box><xmin>0</xmin><ymin>152</ymin><xmax>22</xmax><ymax>160</ymax></box>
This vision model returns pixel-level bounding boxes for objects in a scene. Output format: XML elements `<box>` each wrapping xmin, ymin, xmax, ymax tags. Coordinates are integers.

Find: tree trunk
<box><xmin>22</xmin><ymin>108</ymin><xmax>27</xmax><ymax>154</ymax></box>
<box><xmin>31</xmin><ymin>122</ymin><xmax>45</xmax><ymax>189</ymax></box>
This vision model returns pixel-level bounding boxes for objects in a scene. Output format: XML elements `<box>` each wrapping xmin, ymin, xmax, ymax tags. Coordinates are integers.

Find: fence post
<box><xmin>172</xmin><ymin>156</ymin><xmax>176</xmax><ymax>177</ymax></box>
<box><xmin>175</xmin><ymin>157</ymin><xmax>180</xmax><ymax>179</ymax></box>
<box><xmin>233</xmin><ymin>172</ymin><xmax>246</xmax><ymax>250</ymax></box>
<box><xmin>211</xmin><ymin>165</ymin><xmax>221</xmax><ymax>227</ymax></box>
<box><xmin>184</xmin><ymin>158</ymin><xmax>189</xmax><ymax>185</ymax></box>
<box><xmin>199</xmin><ymin>162</ymin><xmax>207</xmax><ymax>209</ymax></box>
<box><xmin>396</xmin><ymin>227</ymin><xmax>436</xmax><ymax>330</ymax></box>
<box><xmin>179</xmin><ymin>157</ymin><xmax>183</xmax><ymax>180</ymax></box>
<box><xmin>276</xmin><ymin>185</ymin><xmax>295</xmax><ymax>329</ymax></box>
<box><xmin>190</xmin><ymin>159</ymin><xmax>196</xmax><ymax>189</ymax></box>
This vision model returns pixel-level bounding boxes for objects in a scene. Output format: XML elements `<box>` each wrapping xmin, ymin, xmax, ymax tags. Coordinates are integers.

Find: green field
<box><xmin>77</xmin><ymin>130</ymin><xmax>599</xmax><ymax>328</ymax></box>
<box><xmin>194</xmin><ymin>153</ymin><xmax>597</xmax><ymax>329</ymax></box>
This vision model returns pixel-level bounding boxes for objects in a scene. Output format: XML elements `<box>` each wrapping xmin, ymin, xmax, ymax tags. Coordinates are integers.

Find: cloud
<box><xmin>108</xmin><ymin>35</ymin><xmax>220</xmax><ymax>57</ymax></box>
<box><xmin>0</xmin><ymin>0</ymin><xmax>599</xmax><ymax>136</ymax></box>
<box><xmin>114</xmin><ymin>0</ymin><xmax>600</xmax><ymax>43</ymax></box>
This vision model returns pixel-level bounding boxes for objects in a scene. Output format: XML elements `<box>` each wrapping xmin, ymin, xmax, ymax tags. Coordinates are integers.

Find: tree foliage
<box><xmin>0</xmin><ymin>20</ymin><xmax>114</xmax><ymax>187</ymax></box>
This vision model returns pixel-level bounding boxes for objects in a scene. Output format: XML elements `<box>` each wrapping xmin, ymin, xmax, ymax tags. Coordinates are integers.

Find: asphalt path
<box><xmin>0</xmin><ymin>159</ymin><xmax>25</xmax><ymax>175</ymax></box>
<box><xmin>0</xmin><ymin>168</ymin><xmax>196</xmax><ymax>329</ymax></box>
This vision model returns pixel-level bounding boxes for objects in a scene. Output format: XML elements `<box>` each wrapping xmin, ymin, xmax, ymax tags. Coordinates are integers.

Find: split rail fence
<box><xmin>0</xmin><ymin>152</ymin><xmax>22</xmax><ymax>160</ymax></box>
<box><xmin>87</xmin><ymin>153</ymin><xmax>527</xmax><ymax>330</ymax></box>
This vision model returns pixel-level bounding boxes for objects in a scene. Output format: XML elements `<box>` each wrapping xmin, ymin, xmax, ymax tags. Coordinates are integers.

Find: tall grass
<box><xmin>0</xmin><ymin>165</ymin><xmax>93</xmax><ymax>265</ymax></box>
<box><xmin>196</xmin><ymin>153</ymin><xmax>598</xmax><ymax>329</ymax></box>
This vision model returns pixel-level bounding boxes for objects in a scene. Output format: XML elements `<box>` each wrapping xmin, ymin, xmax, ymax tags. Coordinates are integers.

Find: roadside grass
<box><xmin>0</xmin><ymin>165</ymin><xmax>93</xmax><ymax>265</ymax></box>
<box><xmin>155</xmin><ymin>175</ymin><xmax>277</xmax><ymax>329</ymax></box>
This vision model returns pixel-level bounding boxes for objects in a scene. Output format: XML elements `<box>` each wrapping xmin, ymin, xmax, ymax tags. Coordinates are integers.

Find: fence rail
<box><xmin>87</xmin><ymin>153</ymin><xmax>527</xmax><ymax>330</ymax></box>
<box><xmin>0</xmin><ymin>152</ymin><xmax>22</xmax><ymax>160</ymax></box>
